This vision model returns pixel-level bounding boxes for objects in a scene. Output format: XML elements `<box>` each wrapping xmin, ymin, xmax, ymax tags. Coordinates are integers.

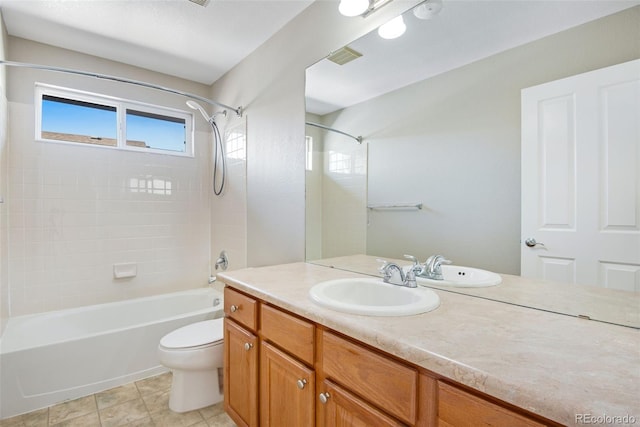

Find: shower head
<box><xmin>186</xmin><ymin>100</ymin><xmax>213</xmax><ymax>123</ymax></box>
<box><xmin>186</xmin><ymin>100</ymin><xmax>228</xmax><ymax>123</ymax></box>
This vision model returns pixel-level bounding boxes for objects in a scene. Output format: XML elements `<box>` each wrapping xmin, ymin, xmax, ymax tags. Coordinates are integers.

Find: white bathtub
<box><xmin>0</xmin><ymin>287</ymin><xmax>223</xmax><ymax>419</ymax></box>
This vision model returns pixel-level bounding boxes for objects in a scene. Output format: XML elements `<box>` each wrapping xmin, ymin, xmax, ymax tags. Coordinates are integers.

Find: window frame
<box><xmin>35</xmin><ymin>83</ymin><xmax>194</xmax><ymax>157</ymax></box>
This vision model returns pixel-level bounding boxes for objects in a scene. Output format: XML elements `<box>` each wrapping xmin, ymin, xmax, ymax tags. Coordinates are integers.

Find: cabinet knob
<box><xmin>319</xmin><ymin>392</ymin><xmax>330</xmax><ymax>404</ymax></box>
<box><xmin>230</xmin><ymin>304</ymin><xmax>239</xmax><ymax>312</ymax></box>
<box><xmin>297</xmin><ymin>379</ymin><xmax>307</xmax><ymax>390</ymax></box>
<box><xmin>244</xmin><ymin>342</ymin><xmax>253</xmax><ymax>351</ymax></box>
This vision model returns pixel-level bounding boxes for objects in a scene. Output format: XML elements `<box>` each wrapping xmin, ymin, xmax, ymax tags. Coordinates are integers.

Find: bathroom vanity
<box><xmin>218</xmin><ymin>260</ymin><xmax>639</xmax><ymax>427</ymax></box>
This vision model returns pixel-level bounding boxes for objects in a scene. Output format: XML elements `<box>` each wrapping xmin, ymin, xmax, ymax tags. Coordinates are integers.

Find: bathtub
<box><xmin>0</xmin><ymin>287</ymin><xmax>223</xmax><ymax>419</ymax></box>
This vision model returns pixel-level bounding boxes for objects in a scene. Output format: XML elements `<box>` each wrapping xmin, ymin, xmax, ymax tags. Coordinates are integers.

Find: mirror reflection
<box><xmin>304</xmin><ymin>1</ymin><xmax>640</xmax><ymax>327</ymax></box>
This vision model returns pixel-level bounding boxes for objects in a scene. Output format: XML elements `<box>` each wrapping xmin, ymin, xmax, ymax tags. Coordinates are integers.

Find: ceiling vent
<box><xmin>327</xmin><ymin>46</ymin><xmax>363</xmax><ymax>66</ymax></box>
<box><xmin>188</xmin><ymin>0</ymin><xmax>211</xmax><ymax>7</ymax></box>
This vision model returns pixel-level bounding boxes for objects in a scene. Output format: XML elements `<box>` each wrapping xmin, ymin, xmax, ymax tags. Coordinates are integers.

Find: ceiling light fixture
<box><xmin>413</xmin><ymin>0</ymin><xmax>443</xmax><ymax>19</ymax></box>
<box><xmin>187</xmin><ymin>0</ymin><xmax>211</xmax><ymax>7</ymax></box>
<box><xmin>378</xmin><ymin>15</ymin><xmax>406</xmax><ymax>39</ymax></box>
<box><xmin>338</xmin><ymin>0</ymin><xmax>369</xmax><ymax>17</ymax></box>
<box><xmin>339</xmin><ymin>0</ymin><xmax>395</xmax><ymax>18</ymax></box>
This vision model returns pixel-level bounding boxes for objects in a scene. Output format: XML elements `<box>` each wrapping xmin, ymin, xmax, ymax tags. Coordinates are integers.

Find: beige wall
<box><xmin>1</xmin><ymin>11</ymin><xmax>9</xmax><ymax>333</ymax></box>
<box><xmin>305</xmin><ymin>113</ymin><xmax>324</xmax><ymax>260</ymax></box>
<box><xmin>210</xmin><ymin>0</ymin><xmax>419</xmax><ymax>267</ymax></box>
<box><xmin>321</xmin><ymin>7</ymin><xmax>640</xmax><ymax>274</ymax></box>
<box><xmin>0</xmin><ymin>0</ymin><xmax>420</xmax><ymax>318</ymax></box>
<box><xmin>4</xmin><ymin>38</ymin><xmax>214</xmax><ymax>315</ymax></box>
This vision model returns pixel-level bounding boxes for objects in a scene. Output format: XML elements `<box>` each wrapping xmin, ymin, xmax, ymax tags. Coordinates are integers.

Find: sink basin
<box><xmin>309</xmin><ymin>278</ymin><xmax>440</xmax><ymax>316</ymax></box>
<box><xmin>416</xmin><ymin>265</ymin><xmax>501</xmax><ymax>287</ymax></box>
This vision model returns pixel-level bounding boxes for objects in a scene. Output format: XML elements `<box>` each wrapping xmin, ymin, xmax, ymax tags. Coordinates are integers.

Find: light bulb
<box><xmin>339</xmin><ymin>0</ymin><xmax>369</xmax><ymax>17</ymax></box>
<box><xmin>378</xmin><ymin>15</ymin><xmax>406</xmax><ymax>39</ymax></box>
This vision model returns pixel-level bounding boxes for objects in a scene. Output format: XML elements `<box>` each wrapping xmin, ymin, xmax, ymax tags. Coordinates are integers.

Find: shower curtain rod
<box><xmin>0</xmin><ymin>60</ymin><xmax>243</xmax><ymax>117</ymax></box>
<box><xmin>306</xmin><ymin>121</ymin><xmax>363</xmax><ymax>144</ymax></box>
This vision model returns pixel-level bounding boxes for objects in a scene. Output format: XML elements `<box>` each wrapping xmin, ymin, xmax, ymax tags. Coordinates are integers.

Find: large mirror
<box><xmin>304</xmin><ymin>1</ymin><xmax>640</xmax><ymax>328</ymax></box>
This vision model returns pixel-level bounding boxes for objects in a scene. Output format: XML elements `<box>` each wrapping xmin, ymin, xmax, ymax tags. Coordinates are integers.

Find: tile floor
<box><xmin>0</xmin><ymin>373</ymin><xmax>236</xmax><ymax>427</ymax></box>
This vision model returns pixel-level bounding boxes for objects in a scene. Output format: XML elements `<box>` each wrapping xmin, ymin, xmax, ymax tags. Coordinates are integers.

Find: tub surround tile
<box><xmin>217</xmin><ymin>261</ymin><xmax>640</xmax><ymax>427</ymax></box>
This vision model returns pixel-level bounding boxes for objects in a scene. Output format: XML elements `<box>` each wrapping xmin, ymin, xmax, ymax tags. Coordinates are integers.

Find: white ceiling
<box><xmin>305</xmin><ymin>1</ymin><xmax>639</xmax><ymax>115</ymax></box>
<box><xmin>0</xmin><ymin>0</ymin><xmax>314</xmax><ymax>85</ymax></box>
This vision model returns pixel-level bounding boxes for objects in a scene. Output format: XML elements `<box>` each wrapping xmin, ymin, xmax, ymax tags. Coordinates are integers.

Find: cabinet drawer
<box><xmin>260</xmin><ymin>304</ymin><xmax>315</xmax><ymax>365</ymax></box>
<box><xmin>438</xmin><ymin>382</ymin><xmax>547</xmax><ymax>427</ymax></box>
<box><xmin>322</xmin><ymin>331</ymin><xmax>418</xmax><ymax>425</ymax></box>
<box><xmin>224</xmin><ymin>287</ymin><xmax>258</xmax><ymax>331</ymax></box>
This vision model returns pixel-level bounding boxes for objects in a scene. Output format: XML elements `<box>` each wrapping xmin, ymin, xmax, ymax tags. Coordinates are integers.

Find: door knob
<box><xmin>524</xmin><ymin>238</ymin><xmax>545</xmax><ymax>248</ymax></box>
<box><xmin>319</xmin><ymin>392</ymin><xmax>330</xmax><ymax>404</ymax></box>
<box><xmin>244</xmin><ymin>342</ymin><xmax>253</xmax><ymax>351</ymax></box>
<box><xmin>297</xmin><ymin>379</ymin><xmax>307</xmax><ymax>390</ymax></box>
<box><xmin>230</xmin><ymin>304</ymin><xmax>239</xmax><ymax>312</ymax></box>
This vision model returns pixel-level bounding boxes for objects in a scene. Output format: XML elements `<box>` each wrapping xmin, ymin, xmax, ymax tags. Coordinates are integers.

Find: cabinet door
<box><xmin>260</xmin><ymin>342</ymin><xmax>315</xmax><ymax>426</ymax></box>
<box><xmin>438</xmin><ymin>382</ymin><xmax>547</xmax><ymax>427</ymax></box>
<box><xmin>224</xmin><ymin>318</ymin><xmax>259</xmax><ymax>427</ymax></box>
<box><xmin>319</xmin><ymin>380</ymin><xmax>404</xmax><ymax>427</ymax></box>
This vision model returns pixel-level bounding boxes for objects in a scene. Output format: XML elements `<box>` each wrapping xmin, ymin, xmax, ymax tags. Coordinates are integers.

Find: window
<box><xmin>305</xmin><ymin>136</ymin><xmax>313</xmax><ymax>171</ymax></box>
<box><xmin>226</xmin><ymin>128</ymin><xmax>246</xmax><ymax>160</ymax></box>
<box><xmin>36</xmin><ymin>84</ymin><xmax>193</xmax><ymax>156</ymax></box>
<box><xmin>328</xmin><ymin>150</ymin><xmax>352</xmax><ymax>174</ymax></box>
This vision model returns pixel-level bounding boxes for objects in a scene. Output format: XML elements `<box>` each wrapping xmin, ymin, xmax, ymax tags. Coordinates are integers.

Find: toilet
<box><xmin>157</xmin><ymin>318</ymin><xmax>224</xmax><ymax>413</ymax></box>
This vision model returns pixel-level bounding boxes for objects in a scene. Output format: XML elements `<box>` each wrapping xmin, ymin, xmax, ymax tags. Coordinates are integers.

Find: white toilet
<box><xmin>157</xmin><ymin>318</ymin><xmax>224</xmax><ymax>413</ymax></box>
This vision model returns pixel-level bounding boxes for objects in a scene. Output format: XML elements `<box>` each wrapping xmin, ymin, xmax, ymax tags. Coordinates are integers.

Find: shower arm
<box><xmin>0</xmin><ymin>60</ymin><xmax>243</xmax><ymax>118</ymax></box>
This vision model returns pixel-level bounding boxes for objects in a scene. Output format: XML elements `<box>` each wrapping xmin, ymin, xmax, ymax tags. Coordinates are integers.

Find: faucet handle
<box><xmin>376</xmin><ymin>259</ymin><xmax>392</xmax><ymax>279</ymax></box>
<box><xmin>376</xmin><ymin>258</ymin><xmax>389</xmax><ymax>270</ymax></box>
<box><xmin>404</xmin><ymin>254</ymin><xmax>419</xmax><ymax>266</ymax></box>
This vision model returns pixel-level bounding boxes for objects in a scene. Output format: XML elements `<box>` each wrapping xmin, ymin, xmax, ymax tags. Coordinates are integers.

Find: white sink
<box><xmin>309</xmin><ymin>278</ymin><xmax>440</xmax><ymax>316</ymax></box>
<box><xmin>416</xmin><ymin>265</ymin><xmax>501</xmax><ymax>288</ymax></box>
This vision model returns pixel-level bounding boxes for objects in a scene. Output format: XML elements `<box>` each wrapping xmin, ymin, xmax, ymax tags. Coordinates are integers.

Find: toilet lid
<box><xmin>160</xmin><ymin>318</ymin><xmax>224</xmax><ymax>349</ymax></box>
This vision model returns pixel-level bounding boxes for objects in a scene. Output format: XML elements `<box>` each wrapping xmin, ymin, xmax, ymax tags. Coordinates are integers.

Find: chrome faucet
<box><xmin>421</xmin><ymin>255</ymin><xmax>451</xmax><ymax>280</ymax></box>
<box><xmin>378</xmin><ymin>257</ymin><xmax>418</xmax><ymax>288</ymax></box>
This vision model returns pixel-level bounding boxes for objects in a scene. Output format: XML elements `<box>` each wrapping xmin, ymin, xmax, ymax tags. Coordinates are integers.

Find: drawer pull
<box><xmin>244</xmin><ymin>342</ymin><xmax>253</xmax><ymax>351</ymax></box>
<box><xmin>297</xmin><ymin>379</ymin><xmax>307</xmax><ymax>390</ymax></box>
<box><xmin>230</xmin><ymin>304</ymin><xmax>239</xmax><ymax>312</ymax></box>
<box><xmin>319</xmin><ymin>392</ymin><xmax>330</xmax><ymax>404</ymax></box>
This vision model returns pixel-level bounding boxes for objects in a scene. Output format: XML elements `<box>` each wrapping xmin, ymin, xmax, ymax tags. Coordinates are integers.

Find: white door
<box><xmin>521</xmin><ymin>59</ymin><xmax>640</xmax><ymax>291</ymax></box>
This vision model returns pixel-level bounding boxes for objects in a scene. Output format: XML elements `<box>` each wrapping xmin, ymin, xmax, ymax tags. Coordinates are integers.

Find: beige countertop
<box><xmin>310</xmin><ymin>254</ymin><xmax>640</xmax><ymax>328</ymax></box>
<box><xmin>218</xmin><ymin>261</ymin><xmax>640</xmax><ymax>427</ymax></box>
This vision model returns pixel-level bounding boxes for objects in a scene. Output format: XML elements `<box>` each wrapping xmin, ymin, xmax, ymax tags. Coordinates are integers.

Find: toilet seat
<box><xmin>160</xmin><ymin>318</ymin><xmax>224</xmax><ymax>350</ymax></box>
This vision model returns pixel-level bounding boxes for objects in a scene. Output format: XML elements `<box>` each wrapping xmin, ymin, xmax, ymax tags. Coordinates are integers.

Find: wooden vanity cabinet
<box><xmin>259</xmin><ymin>304</ymin><xmax>316</xmax><ymax>426</ymax></box>
<box><xmin>260</xmin><ymin>342</ymin><xmax>315</xmax><ymax>426</ymax></box>
<box><xmin>437</xmin><ymin>382</ymin><xmax>547</xmax><ymax>427</ymax></box>
<box><xmin>319</xmin><ymin>380</ymin><xmax>404</xmax><ymax>427</ymax></box>
<box><xmin>223</xmin><ymin>286</ymin><xmax>316</xmax><ymax>427</ymax></box>
<box><xmin>320</xmin><ymin>330</ymin><xmax>418</xmax><ymax>425</ymax></box>
<box><xmin>223</xmin><ymin>285</ymin><xmax>557</xmax><ymax>427</ymax></box>
<box><xmin>223</xmin><ymin>287</ymin><xmax>259</xmax><ymax>427</ymax></box>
